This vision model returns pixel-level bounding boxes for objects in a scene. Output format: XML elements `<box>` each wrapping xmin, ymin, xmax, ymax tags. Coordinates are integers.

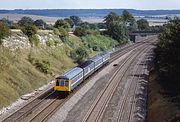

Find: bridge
<box><xmin>129</xmin><ymin>31</ymin><xmax>160</xmax><ymax>42</ymax></box>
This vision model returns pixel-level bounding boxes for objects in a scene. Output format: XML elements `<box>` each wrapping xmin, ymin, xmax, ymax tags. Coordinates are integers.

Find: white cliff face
<box><xmin>3</xmin><ymin>29</ymin><xmax>62</xmax><ymax>49</ymax></box>
<box><xmin>3</xmin><ymin>30</ymin><xmax>30</xmax><ymax>50</ymax></box>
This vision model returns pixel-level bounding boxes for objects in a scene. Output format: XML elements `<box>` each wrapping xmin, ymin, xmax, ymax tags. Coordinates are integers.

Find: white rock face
<box><xmin>3</xmin><ymin>29</ymin><xmax>62</xmax><ymax>50</ymax></box>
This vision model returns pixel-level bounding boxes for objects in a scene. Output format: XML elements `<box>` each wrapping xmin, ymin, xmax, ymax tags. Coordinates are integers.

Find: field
<box><xmin>0</xmin><ymin>13</ymin><xmax>168</xmax><ymax>26</ymax></box>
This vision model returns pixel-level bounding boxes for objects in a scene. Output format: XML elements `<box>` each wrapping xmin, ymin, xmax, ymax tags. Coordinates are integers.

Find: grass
<box><xmin>147</xmin><ymin>69</ymin><xmax>180</xmax><ymax>122</ymax></box>
<box><xmin>0</xmin><ymin>34</ymin><xmax>117</xmax><ymax>109</ymax></box>
<box><xmin>0</xmin><ymin>44</ymin><xmax>75</xmax><ymax>108</ymax></box>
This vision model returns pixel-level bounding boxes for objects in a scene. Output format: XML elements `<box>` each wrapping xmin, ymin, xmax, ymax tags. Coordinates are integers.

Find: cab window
<box><xmin>65</xmin><ymin>81</ymin><xmax>69</xmax><ymax>86</ymax></box>
<box><xmin>56</xmin><ymin>79</ymin><xmax>59</xmax><ymax>86</ymax></box>
<box><xmin>60</xmin><ymin>80</ymin><xmax>64</xmax><ymax>86</ymax></box>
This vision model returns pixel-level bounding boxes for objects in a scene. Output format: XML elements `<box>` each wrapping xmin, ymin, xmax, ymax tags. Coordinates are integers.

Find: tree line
<box><xmin>154</xmin><ymin>17</ymin><xmax>180</xmax><ymax>96</ymax></box>
<box><xmin>0</xmin><ymin>10</ymin><xmax>160</xmax><ymax>46</ymax></box>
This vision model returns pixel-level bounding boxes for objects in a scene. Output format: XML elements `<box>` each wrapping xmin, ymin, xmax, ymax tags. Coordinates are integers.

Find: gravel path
<box><xmin>48</xmin><ymin>51</ymin><xmax>133</xmax><ymax>122</ymax></box>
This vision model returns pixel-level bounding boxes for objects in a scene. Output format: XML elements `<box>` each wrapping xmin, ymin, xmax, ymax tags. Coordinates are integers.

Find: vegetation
<box><xmin>70</xmin><ymin>16</ymin><xmax>82</xmax><ymax>26</ymax></box>
<box><xmin>148</xmin><ymin>18</ymin><xmax>180</xmax><ymax>122</ymax></box>
<box><xmin>64</xmin><ymin>18</ymin><xmax>74</xmax><ymax>28</ymax></box>
<box><xmin>70</xmin><ymin>47</ymin><xmax>89</xmax><ymax>64</ymax></box>
<box><xmin>54</xmin><ymin>19</ymin><xmax>70</xmax><ymax>30</ymax></box>
<box><xmin>0</xmin><ymin>11</ymin><xmax>147</xmax><ymax>109</ymax></box>
<box><xmin>82</xmin><ymin>35</ymin><xmax>117</xmax><ymax>51</ymax></box>
<box><xmin>0</xmin><ymin>22</ymin><xmax>10</xmax><ymax>45</ymax></box>
<box><xmin>137</xmin><ymin>18</ymin><xmax>149</xmax><ymax>30</ymax></box>
<box><xmin>18</xmin><ymin>16</ymin><xmax>34</xmax><ymax>27</ymax></box>
<box><xmin>74</xmin><ymin>26</ymin><xmax>89</xmax><ymax>37</ymax></box>
<box><xmin>104</xmin><ymin>12</ymin><xmax>129</xmax><ymax>43</ymax></box>
<box><xmin>0</xmin><ymin>18</ymin><xmax>13</xmax><ymax>27</ymax></box>
<box><xmin>33</xmin><ymin>19</ymin><xmax>47</xmax><ymax>29</ymax></box>
<box><xmin>154</xmin><ymin>18</ymin><xmax>180</xmax><ymax>94</ymax></box>
<box><xmin>21</xmin><ymin>25</ymin><xmax>39</xmax><ymax>46</ymax></box>
<box><xmin>122</xmin><ymin>10</ymin><xmax>137</xmax><ymax>31</ymax></box>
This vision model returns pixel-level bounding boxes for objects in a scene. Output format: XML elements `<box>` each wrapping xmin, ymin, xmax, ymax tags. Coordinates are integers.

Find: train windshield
<box><xmin>56</xmin><ymin>79</ymin><xmax>68</xmax><ymax>86</ymax></box>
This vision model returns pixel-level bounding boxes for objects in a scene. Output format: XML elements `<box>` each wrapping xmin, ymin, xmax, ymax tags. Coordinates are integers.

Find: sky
<box><xmin>0</xmin><ymin>0</ymin><xmax>180</xmax><ymax>10</ymax></box>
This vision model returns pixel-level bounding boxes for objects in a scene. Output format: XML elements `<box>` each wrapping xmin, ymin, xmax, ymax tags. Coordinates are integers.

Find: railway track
<box><xmin>1</xmin><ymin>36</ymin><xmax>156</xmax><ymax>122</ymax></box>
<box><xmin>1</xmin><ymin>89</ymin><xmax>56</xmax><ymax>122</ymax></box>
<box><xmin>81</xmin><ymin>40</ymin><xmax>155</xmax><ymax>122</ymax></box>
<box><xmin>116</xmin><ymin>46</ymin><xmax>151</xmax><ymax>122</ymax></box>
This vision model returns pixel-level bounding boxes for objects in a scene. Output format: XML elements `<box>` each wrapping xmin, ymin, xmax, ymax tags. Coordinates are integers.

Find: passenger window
<box><xmin>60</xmin><ymin>80</ymin><xmax>64</xmax><ymax>86</ymax></box>
<box><xmin>65</xmin><ymin>81</ymin><xmax>69</xmax><ymax>86</ymax></box>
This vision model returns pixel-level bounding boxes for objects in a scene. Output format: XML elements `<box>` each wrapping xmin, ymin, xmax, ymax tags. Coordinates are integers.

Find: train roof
<box><xmin>78</xmin><ymin>60</ymin><xmax>94</xmax><ymax>68</ymax></box>
<box><xmin>64</xmin><ymin>67</ymin><xmax>83</xmax><ymax>79</ymax></box>
<box><xmin>56</xmin><ymin>67</ymin><xmax>83</xmax><ymax>80</ymax></box>
<box><xmin>90</xmin><ymin>55</ymin><xmax>103</xmax><ymax>62</ymax></box>
<box><xmin>99</xmin><ymin>52</ymin><xmax>110</xmax><ymax>56</ymax></box>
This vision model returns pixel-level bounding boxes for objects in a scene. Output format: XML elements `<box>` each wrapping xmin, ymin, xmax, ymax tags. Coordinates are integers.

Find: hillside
<box><xmin>0</xmin><ymin>29</ymin><xmax>116</xmax><ymax>109</ymax></box>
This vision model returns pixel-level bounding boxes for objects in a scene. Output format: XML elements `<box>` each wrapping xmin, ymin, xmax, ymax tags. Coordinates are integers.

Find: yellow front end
<box><xmin>54</xmin><ymin>79</ymin><xmax>71</xmax><ymax>92</ymax></box>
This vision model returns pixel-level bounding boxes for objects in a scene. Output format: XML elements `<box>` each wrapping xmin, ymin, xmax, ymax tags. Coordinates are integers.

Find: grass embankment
<box><xmin>0</xmin><ymin>45</ymin><xmax>75</xmax><ymax>108</ymax></box>
<box><xmin>148</xmin><ymin>69</ymin><xmax>180</xmax><ymax>122</ymax></box>
<box><xmin>0</xmin><ymin>34</ymin><xmax>116</xmax><ymax>109</ymax></box>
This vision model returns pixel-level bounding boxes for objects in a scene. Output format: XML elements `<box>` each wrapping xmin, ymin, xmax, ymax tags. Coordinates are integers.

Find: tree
<box><xmin>74</xmin><ymin>26</ymin><xmax>89</xmax><ymax>37</ymax></box>
<box><xmin>0</xmin><ymin>22</ymin><xmax>10</xmax><ymax>45</ymax></box>
<box><xmin>22</xmin><ymin>25</ymin><xmax>39</xmax><ymax>46</ymax></box>
<box><xmin>137</xmin><ymin>18</ymin><xmax>149</xmax><ymax>30</ymax></box>
<box><xmin>104</xmin><ymin>12</ymin><xmax>129</xmax><ymax>43</ymax></box>
<box><xmin>70</xmin><ymin>16</ymin><xmax>82</xmax><ymax>26</ymax></box>
<box><xmin>70</xmin><ymin>46</ymin><xmax>89</xmax><ymax>64</ymax></box>
<box><xmin>34</xmin><ymin>19</ymin><xmax>47</xmax><ymax>29</ymax></box>
<box><xmin>104</xmin><ymin>12</ymin><xmax>119</xmax><ymax>26</ymax></box>
<box><xmin>58</xmin><ymin>27</ymin><xmax>69</xmax><ymax>39</ymax></box>
<box><xmin>122</xmin><ymin>10</ymin><xmax>137</xmax><ymax>31</ymax></box>
<box><xmin>0</xmin><ymin>18</ymin><xmax>13</xmax><ymax>26</ymax></box>
<box><xmin>154</xmin><ymin>18</ymin><xmax>180</xmax><ymax>94</ymax></box>
<box><xmin>18</xmin><ymin>16</ymin><xmax>34</xmax><ymax>27</ymax></box>
<box><xmin>54</xmin><ymin>19</ymin><xmax>70</xmax><ymax>30</ymax></box>
<box><xmin>64</xmin><ymin>18</ymin><xmax>74</xmax><ymax>28</ymax></box>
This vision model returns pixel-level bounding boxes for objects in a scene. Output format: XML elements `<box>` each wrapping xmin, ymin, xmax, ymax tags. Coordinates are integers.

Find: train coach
<box><xmin>54</xmin><ymin>52</ymin><xmax>110</xmax><ymax>92</ymax></box>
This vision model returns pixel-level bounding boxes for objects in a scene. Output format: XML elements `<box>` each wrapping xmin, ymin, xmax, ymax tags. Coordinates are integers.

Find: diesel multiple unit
<box><xmin>54</xmin><ymin>52</ymin><xmax>110</xmax><ymax>92</ymax></box>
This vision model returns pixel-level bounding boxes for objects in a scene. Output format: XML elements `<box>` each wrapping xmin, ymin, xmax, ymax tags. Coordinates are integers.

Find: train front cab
<box><xmin>54</xmin><ymin>76</ymin><xmax>71</xmax><ymax>92</ymax></box>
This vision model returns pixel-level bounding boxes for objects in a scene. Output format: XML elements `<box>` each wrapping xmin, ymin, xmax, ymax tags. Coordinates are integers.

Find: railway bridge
<box><xmin>129</xmin><ymin>30</ymin><xmax>160</xmax><ymax>42</ymax></box>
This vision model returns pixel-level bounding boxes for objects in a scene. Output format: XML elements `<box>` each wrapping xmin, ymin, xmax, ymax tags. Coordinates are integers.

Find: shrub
<box><xmin>63</xmin><ymin>38</ymin><xmax>75</xmax><ymax>48</ymax></box>
<box><xmin>28</xmin><ymin>54</ymin><xmax>50</xmax><ymax>74</ymax></box>
<box><xmin>58</xmin><ymin>27</ymin><xmax>69</xmax><ymax>39</ymax></box>
<box><xmin>53</xmin><ymin>28</ymin><xmax>60</xmax><ymax>36</ymax></box>
<box><xmin>34</xmin><ymin>60</ymin><xmax>50</xmax><ymax>74</ymax></box>
<box><xmin>54</xmin><ymin>19</ymin><xmax>70</xmax><ymax>30</ymax></box>
<box><xmin>29</xmin><ymin>34</ymin><xmax>39</xmax><ymax>47</ymax></box>
<box><xmin>74</xmin><ymin>27</ymin><xmax>88</xmax><ymax>37</ymax></box>
<box><xmin>22</xmin><ymin>25</ymin><xmax>39</xmax><ymax>46</ymax></box>
<box><xmin>0</xmin><ymin>22</ymin><xmax>10</xmax><ymax>45</ymax></box>
<box><xmin>46</xmin><ymin>39</ymin><xmax>55</xmax><ymax>47</ymax></box>
<box><xmin>18</xmin><ymin>16</ymin><xmax>34</xmax><ymax>27</ymax></box>
<box><xmin>70</xmin><ymin>46</ymin><xmax>89</xmax><ymax>64</ymax></box>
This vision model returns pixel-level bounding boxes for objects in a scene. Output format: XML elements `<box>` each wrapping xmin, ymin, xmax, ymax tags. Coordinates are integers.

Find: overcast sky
<box><xmin>0</xmin><ymin>0</ymin><xmax>180</xmax><ymax>10</ymax></box>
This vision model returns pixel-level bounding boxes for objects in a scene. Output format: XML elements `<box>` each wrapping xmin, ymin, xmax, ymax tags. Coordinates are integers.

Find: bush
<box><xmin>53</xmin><ymin>28</ymin><xmax>60</xmax><ymax>36</ymax></box>
<box><xmin>22</xmin><ymin>25</ymin><xmax>39</xmax><ymax>46</ymax></box>
<box><xmin>70</xmin><ymin>47</ymin><xmax>89</xmax><ymax>64</ymax></box>
<box><xmin>63</xmin><ymin>38</ymin><xmax>75</xmax><ymax>48</ymax></box>
<box><xmin>0</xmin><ymin>22</ymin><xmax>10</xmax><ymax>45</ymax></box>
<box><xmin>58</xmin><ymin>27</ymin><xmax>69</xmax><ymax>39</ymax></box>
<box><xmin>82</xmin><ymin>35</ymin><xmax>117</xmax><ymax>51</ymax></box>
<box><xmin>54</xmin><ymin>19</ymin><xmax>70</xmax><ymax>30</ymax></box>
<box><xmin>154</xmin><ymin>18</ymin><xmax>180</xmax><ymax>94</ymax></box>
<box><xmin>74</xmin><ymin>26</ymin><xmax>88</xmax><ymax>37</ymax></box>
<box><xmin>46</xmin><ymin>39</ymin><xmax>55</xmax><ymax>47</ymax></box>
<box><xmin>18</xmin><ymin>16</ymin><xmax>34</xmax><ymax>27</ymax></box>
<box><xmin>29</xmin><ymin>34</ymin><xmax>39</xmax><ymax>47</ymax></box>
<box><xmin>28</xmin><ymin>54</ymin><xmax>50</xmax><ymax>74</ymax></box>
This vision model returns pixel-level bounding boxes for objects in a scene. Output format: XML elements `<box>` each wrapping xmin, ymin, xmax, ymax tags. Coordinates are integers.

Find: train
<box><xmin>54</xmin><ymin>52</ymin><xmax>110</xmax><ymax>93</ymax></box>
